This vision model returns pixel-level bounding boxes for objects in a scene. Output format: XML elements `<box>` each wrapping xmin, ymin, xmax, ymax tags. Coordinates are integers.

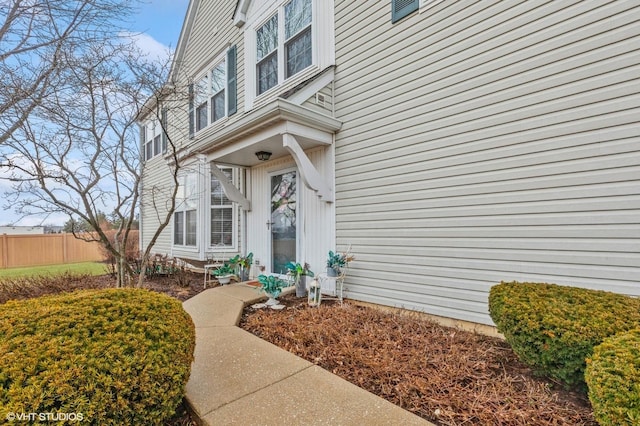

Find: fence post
<box><xmin>1</xmin><ymin>234</ymin><xmax>7</xmax><ymax>269</ymax></box>
<box><xmin>62</xmin><ymin>233</ymin><xmax>68</xmax><ymax>264</ymax></box>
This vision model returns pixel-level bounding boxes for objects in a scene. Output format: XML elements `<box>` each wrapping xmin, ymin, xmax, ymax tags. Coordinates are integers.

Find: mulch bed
<box><xmin>239</xmin><ymin>294</ymin><xmax>596</xmax><ymax>426</ymax></box>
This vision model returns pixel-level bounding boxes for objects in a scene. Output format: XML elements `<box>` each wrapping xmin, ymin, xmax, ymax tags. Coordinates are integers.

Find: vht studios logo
<box><xmin>6</xmin><ymin>412</ymin><xmax>84</xmax><ymax>422</ymax></box>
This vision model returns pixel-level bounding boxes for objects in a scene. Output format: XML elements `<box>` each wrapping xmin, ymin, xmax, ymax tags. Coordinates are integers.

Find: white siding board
<box><xmin>334</xmin><ymin>0</ymin><xmax>640</xmax><ymax>325</ymax></box>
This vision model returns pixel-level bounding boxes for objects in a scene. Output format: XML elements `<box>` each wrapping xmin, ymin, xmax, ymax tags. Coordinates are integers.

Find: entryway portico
<box><xmin>192</xmin><ymin>98</ymin><xmax>341</xmax><ymax>276</ymax></box>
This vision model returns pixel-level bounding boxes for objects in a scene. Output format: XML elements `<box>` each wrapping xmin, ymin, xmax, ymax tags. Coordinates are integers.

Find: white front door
<box><xmin>269</xmin><ymin>170</ymin><xmax>297</xmax><ymax>274</ymax></box>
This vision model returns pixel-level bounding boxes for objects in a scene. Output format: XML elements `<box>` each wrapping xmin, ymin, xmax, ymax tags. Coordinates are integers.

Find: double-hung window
<box><xmin>174</xmin><ymin>173</ymin><xmax>198</xmax><ymax>247</ymax></box>
<box><xmin>195</xmin><ymin>77</ymin><xmax>208</xmax><ymax>132</ymax></box>
<box><xmin>256</xmin><ymin>0</ymin><xmax>313</xmax><ymax>96</ymax></box>
<box><xmin>210</xmin><ymin>168</ymin><xmax>236</xmax><ymax>247</ymax></box>
<box><xmin>285</xmin><ymin>0</ymin><xmax>312</xmax><ymax>78</ymax></box>
<box><xmin>142</xmin><ymin>119</ymin><xmax>165</xmax><ymax>161</ymax></box>
<box><xmin>192</xmin><ymin>56</ymin><xmax>229</xmax><ymax>133</ymax></box>
<box><xmin>188</xmin><ymin>46</ymin><xmax>238</xmax><ymax>137</ymax></box>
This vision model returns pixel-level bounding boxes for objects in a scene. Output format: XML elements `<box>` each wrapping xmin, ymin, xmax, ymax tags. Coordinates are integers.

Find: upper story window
<box><xmin>188</xmin><ymin>46</ymin><xmax>237</xmax><ymax>138</ymax></box>
<box><xmin>285</xmin><ymin>0</ymin><xmax>312</xmax><ymax>77</ymax></box>
<box><xmin>240</xmin><ymin>0</ymin><xmax>334</xmax><ymax>109</ymax></box>
<box><xmin>195</xmin><ymin>58</ymin><xmax>226</xmax><ymax>132</ymax></box>
<box><xmin>255</xmin><ymin>0</ymin><xmax>313</xmax><ymax>96</ymax></box>
<box><xmin>141</xmin><ymin>118</ymin><xmax>166</xmax><ymax>161</ymax></box>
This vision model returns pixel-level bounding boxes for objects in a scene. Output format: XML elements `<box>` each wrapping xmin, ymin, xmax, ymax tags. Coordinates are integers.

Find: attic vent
<box><xmin>315</xmin><ymin>93</ymin><xmax>326</xmax><ymax>107</ymax></box>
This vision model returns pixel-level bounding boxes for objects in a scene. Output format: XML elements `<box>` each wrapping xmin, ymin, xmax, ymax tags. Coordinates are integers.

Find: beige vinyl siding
<box><xmin>179</xmin><ymin>0</ymin><xmax>246</xmax><ymax>149</ymax></box>
<box><xmin>141</xmin><ymin>1</ymin><xmax>246</xmax><ymax>258</ymax></box>
<box><xmin>140</xmin><ymin>156</ymin><xmax>175</xmax><ymax>255</ymax></box>
<box><xmin>301</xmin><ymin>83</ymin><xmax>334</xmax><ymax>115</ymax></box>
<box><xmin>334</xmin><ymin>1</ymin><xmax>640</xmax><ymax>325</ymax></box>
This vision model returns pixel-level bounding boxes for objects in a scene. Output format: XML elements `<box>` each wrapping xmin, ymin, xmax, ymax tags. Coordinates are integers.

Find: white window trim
<box><xmin>173</xmin><ymin>171</ymin><xmax>199</xmax><ymax>249</ymax></box>
<box><xmin>208</xmin><ymin>167</ymin><xmax>239</xmax><ymax>251</ymax></box>
<box><xmin>144</xmin><ymin>118</ymin><xmax>162</xmax><ymax>161</ymax></box>
<box><xmin>244</xmin><ymin>0</ymin><xmax>334</xmax><ymax>110</ymax></box>
<box><xmin>193</xmin><ymin>50</ymin><xmax>229</xmax><ymax>136</ymax></box>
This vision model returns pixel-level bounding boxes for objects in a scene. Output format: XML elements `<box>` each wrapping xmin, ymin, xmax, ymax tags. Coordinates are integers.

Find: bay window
<box><xmin>210</xmin><ymin>168</ymin><xmax>236</xmax><ymax>247</ymax></box>
<box><xmin>174</xmin><ymin>173</ymin><xmax>198</xmax><ymax>247</ymax></box>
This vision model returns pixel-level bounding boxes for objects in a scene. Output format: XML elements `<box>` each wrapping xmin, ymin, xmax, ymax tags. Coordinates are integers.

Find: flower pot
<box><xmin>217</xmin><ymin>274</ymin><xmax>232</xmax><ymax>285</ymax></box>
<box><xmin>327</xmin><ymin>267</ymin><xmax>339</xmax><ymax>277</ymax></box>
<box><xmin>238</xmin><ymin>269</ymin><xmax>249</xmax><ymax>282</ymax></box>
<box><xmin>296</xmin><ymin>276</ymin><xmax>308</xmax><ymax>298</ymax></box>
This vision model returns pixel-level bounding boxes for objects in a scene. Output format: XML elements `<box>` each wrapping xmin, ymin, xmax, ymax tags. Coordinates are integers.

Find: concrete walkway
<box><xmin>182</xmin><ymin>283</ymin><xmax>432</xmax><ymax>425</ymax></box>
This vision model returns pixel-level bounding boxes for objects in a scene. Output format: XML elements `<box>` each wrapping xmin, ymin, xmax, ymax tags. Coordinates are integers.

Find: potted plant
<box><xmin>326</xmin><ymin>248</ymin><xmax>355</xmax><ymax>277</ymax></box>
<box><xmin>213</xmin><ymin>263</ymin><xmax>236</xmax><ymax>285</ymax></box>
<box><xmin>237</xmin><ymin>252</ymin><xmax>253</xmax><ymax>282</ymax></box>
<box><xmin>257</xmin><ymin>274</ymin><xmax>288</xmax><ymax>306</ymax></box>
<box><xmin>285</xmin><ymin>262</ymin><xmax>314</xmax><ymax>298</ymax></box>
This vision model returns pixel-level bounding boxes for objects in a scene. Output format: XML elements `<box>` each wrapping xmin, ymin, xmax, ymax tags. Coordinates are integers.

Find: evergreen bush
<box><xmin>0</xmin><ymin>288</ymin><xmax>195</xmax><ymax>425</ymax></box>
<box><xmin>585</xmin><ymin>329</ymin><xmax>640</xmax><ymax>425</ymax></box>
<box><xmin>488</xmin><ymin>281</ymin><xmax>640</xmax><ymax>388</ymax></box>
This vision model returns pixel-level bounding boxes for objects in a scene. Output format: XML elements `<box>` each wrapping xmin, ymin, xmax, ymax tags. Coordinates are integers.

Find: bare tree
<box><xmin>0</xmin><ymin>0</ymin><xmax>137</xmax><ymax>145</ymax></box>
<box><xmin>1</xmin><ymin>36</ymin><xmax>188</xmax><ymax>287</ymax></box>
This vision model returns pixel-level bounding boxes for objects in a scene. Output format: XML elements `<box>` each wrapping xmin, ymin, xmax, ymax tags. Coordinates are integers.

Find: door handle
<box><xmin>266</xmin><ymin>220</ymin><xmax>274</xmax><ymax>230</ymax></box>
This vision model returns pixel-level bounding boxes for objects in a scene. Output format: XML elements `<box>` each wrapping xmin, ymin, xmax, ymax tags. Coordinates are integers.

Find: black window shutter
<box><xmin>227</xmin><ymin>45</ymin><xmax>237</xmax><ymax>116</ymax></box>
<box><xmin>139</xmin><ymin>124</ymin><xmax>146</xmax><ymax>162</ymax></box>
<box><xmin>188</xmin><ymin>83</ymin><xmax>194</xmax><ymax>138</ymax></box>
<box><xmin>161</xmin><ymin>107</ymin><xmax>168</xmax><ymax>152</ymax></box>
<box><xmin>392</xmin><ymin>0</ymin><xmax>419</xmax><ymax>23</ymax></box>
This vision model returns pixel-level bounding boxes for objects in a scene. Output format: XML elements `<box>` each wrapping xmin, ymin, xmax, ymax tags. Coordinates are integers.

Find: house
<box><xmin>140</xmin><ymin>0</ymin><xmax>640</xmax><ymax>326</ymax></box>
<box><xmin>0</xmin><ymin>226</ymin><xmax>45</xmax><ymax>235</ymax></box>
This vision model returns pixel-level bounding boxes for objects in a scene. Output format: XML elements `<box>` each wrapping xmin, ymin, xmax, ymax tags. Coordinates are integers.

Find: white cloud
<box><xmin>120</xmin><ymin>31</ymin><xmax>173</xmax><ymax>62</ymax></box>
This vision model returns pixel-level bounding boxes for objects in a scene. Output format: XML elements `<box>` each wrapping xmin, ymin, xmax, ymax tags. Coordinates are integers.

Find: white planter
<box><xmin>217</xmin><ymin>274</ymin><xmax>233</xmax><ymax>285</ymax></box>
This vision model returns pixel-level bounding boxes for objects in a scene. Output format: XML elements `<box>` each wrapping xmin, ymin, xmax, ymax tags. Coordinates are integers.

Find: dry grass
<box><xmin>240</xmin><ymin>295</ymin><xmax>596</xmax><ymax>426</ymax></box>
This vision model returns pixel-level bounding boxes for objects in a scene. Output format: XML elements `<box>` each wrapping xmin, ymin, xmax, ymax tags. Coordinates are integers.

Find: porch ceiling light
<box><xmin>255</xmin><ymin>151</ymin><xmax>272</xmax><ymax>161</ymax></box>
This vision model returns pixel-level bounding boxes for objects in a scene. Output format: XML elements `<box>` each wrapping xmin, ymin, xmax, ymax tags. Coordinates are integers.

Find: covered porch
<box><xmin>190</xmin><ymin>98</ymin><xmax>342</xmax><ymax>278</ymax></box>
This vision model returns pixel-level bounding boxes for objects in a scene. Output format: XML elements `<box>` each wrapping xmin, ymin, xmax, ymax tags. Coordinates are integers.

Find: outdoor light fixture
<box><xmin>255</xmin><ymin>151</ymin><xmax>272</xmax><ymax>161</ymax></box>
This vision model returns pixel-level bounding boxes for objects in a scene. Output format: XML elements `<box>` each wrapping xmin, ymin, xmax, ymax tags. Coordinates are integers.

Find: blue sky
<box><xmin>1</xmin><ymin>0</ymin><xmax>191</xmax><ymax>227</ymax></box>
<box><xmin>126</xmin><ymin>0</ymin><xmax>190</xmax><ymax>58</ymax></box>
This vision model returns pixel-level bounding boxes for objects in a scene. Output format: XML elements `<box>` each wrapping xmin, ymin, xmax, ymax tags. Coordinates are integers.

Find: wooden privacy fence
<box><xmin>0</xmin><ymin>233</ymin><xmax>104</xmax><ymax>269</ymax></box>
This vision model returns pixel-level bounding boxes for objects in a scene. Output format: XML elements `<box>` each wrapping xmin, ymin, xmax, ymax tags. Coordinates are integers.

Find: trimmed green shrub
<box><xmin>0</xmin><ymin>289</ymin><xmax>195</xmax><ymax>425</ymax></box>
<box><xmin>489</xmin><ymin>281</ymin><xmax>640</xmax><ymax>388</ymax></box>
<box><xmin>586</xmin><ymin>329</ymin><xmax>640</xmax><ymax>425</ymax></box>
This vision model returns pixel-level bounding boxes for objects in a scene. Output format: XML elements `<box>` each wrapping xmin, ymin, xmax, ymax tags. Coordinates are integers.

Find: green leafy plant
<box><xmin>257</xmin><ymin>274</ymin><xmax>288</xmax><ymax>299</ymax></box>
<box><xmin>214</xmin><ymin>263</ymin><xmax>236</xmax><ymax>277</ymax></box>
<box><xmin>585</xmin><ymin>329</ymin><xmax>640</xmax><ymax>425</ymax></box>
<box><xmin>326</xmin><ymin>250</ymin><xmax>346</xmax><ymax>270</ymax></box>
<box><xmin>238</xmin><ymin>252</ymin><xmax>254</xmax><ymax>270</ymax></box>
<box><xmin>489</xmin><ymin>281</ymin><xmax>640</xmax><ymax>389</ymax></box>
<box><xmin>0</xmin><ymin>289</ymin><xmax>195</xmax><ymax>425</ymax></box>
<box><xmin>285</xmin><ymin>262</ymin><xmax>314</xmax><ymax>283</ymax></box>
